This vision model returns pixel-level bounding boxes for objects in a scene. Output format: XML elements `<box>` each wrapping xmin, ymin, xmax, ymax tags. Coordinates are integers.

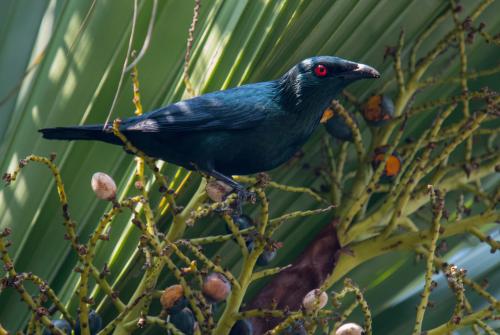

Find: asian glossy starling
<box><xmin>40</xmin><ymin>56</ymin><xmax>379</xmax><ymax>198</ymax></box>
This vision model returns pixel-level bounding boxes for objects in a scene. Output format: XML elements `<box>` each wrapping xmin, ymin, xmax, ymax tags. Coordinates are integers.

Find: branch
<box><xmin>330</xmin><ymin>100</ymin><xmax>365</xmax><ymax>160</ymax></box>
<box><xmin>234</xmin><ymin>175</ymin><xmax>328</xmax><ymax>204</ymax></box>
<box><xmin>0</xmin><ymin>234</ymin><xmax>65</xmax><ymax>335</ymax></box>
<box><xmin>323</xmin><ymin>210</ymin><xmax>500</xmax><ymax>290</ymax></box>
<box><xmin>425</xmin><ymin>307</ymin><xmax>496</xmax><ymax>335</ymax></box>
<box><xmin>412</xmin><ymin>186</ymin><xmax>444</xmax><ymax>335</ymax></box>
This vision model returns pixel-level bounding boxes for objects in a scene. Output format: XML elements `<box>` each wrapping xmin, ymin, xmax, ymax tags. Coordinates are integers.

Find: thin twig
<box><xmin>412</xmin><ymin>186</ymin><xmax>444</xmax><ymax>335</ymax></box>
<box><xmin>103</xmin><ymin>0</ymin><xmax>139</xmax><ymax>128</ymax></box>
<box><xmin>183</xmin><ymin>0</ymin><xmax>201</xmax><ymax>96</ymax></box>
<box><xmin>124</xmin><ymin>0</ymin><xmax>158</xmax><ymax>72</ymax></box>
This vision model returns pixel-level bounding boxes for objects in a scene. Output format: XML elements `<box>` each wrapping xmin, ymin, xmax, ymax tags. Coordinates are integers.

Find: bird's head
<box><xmin>278</xmin><ymin>56</ymin><xmax>379</xmax><ymax>112</ymax></box>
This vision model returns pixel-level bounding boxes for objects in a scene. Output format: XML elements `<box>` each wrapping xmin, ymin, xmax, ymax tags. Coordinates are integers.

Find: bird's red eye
<box><xmin>314</xmin><ymin>64</ymin><xmax>328</xmax><ymax>77</ymax></box>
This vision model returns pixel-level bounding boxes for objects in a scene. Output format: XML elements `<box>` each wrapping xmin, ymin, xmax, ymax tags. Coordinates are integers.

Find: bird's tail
<box><xmin>39</xmin><ymin>124</ymin><xmax>122</xmax><ymax>145</ymax></box>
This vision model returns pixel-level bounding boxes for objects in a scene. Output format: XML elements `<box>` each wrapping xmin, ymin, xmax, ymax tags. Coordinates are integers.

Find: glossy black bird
<box><xmin>40</xmin><ymin>56</ymin><xmax>379</xmax><ymax>198</ymax></box>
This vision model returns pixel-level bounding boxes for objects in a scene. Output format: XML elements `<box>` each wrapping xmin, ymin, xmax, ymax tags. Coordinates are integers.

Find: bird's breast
<box><xmin>207</xmin><ymin>111</ymin><xmax>321</xmax><ymax>175</ymax></box>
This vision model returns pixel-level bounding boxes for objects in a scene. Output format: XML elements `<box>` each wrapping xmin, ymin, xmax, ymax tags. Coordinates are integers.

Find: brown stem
<box><xmin>247</xmin><ymin>221</ymin><xmax>340</xmax><ymax>334</ymax></box>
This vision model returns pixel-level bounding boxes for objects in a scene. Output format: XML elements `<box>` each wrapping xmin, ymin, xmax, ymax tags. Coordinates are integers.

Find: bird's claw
<box><xmin>236</xmin><ymin>188</ymin><xmax>256</xmax><ymax>204</ymax></box>
<box><xmin>223</xmin><ymin>188</ymin><xmax>256</xmax><ymax>217</ymax></box>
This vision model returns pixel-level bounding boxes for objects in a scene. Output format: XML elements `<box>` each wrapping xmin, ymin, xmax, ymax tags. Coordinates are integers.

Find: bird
<box><xmin>40</xmin><ymin>56</ymin><xmax>379</xmax><ymax>200</ymax></box>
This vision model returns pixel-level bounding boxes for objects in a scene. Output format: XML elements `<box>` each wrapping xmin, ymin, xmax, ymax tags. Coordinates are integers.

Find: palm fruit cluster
<box><xmin>42</xmin><ymin>310</ymin><xmax>102</xmax><ymax>335</ymax></box>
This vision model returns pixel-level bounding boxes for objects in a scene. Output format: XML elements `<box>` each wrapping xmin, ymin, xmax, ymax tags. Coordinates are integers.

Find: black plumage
<box><xmin>40</xmin><ymin>56</ymin><xmax>378</xmax><ymax>196</ymax></box>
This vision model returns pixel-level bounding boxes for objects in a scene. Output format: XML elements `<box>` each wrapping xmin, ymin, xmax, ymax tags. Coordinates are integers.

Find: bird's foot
<box><xmin>205</xmin><ymin>178</ymin><xmax>255</xmax><ymax>216</ymax></box>
<box><xmin>205</xmin><ymin>169</ymin><xmax>256</xmax><ymax>206</ymax></box>
<box><xmin>235</xmin><ymin>187</ymin><xmax>256</xmax><ymax>204</ymax></box>
<box><xmin>225</xmin><ymin>188</ymin><xmax>256</xmax><ymax>216</ymax></box>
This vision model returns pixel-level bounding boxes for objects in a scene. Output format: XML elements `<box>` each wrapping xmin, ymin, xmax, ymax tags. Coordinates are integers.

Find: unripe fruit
<box><xmin>362</xmin><ymin>95</ymin><xmax>394</xmax><ymax>126</ymax></box>
<box><xmin>91</xmin><ymin>172</ymin><xmax>117</xmax><ymax>200</ymax></box>
<box><xmin>302</xmin><ymin>289</ymin><xmax>328</xmax><ymax>311</ymax></box>
<box><xmin>202</xmin><ymin>272</ymin><xmax>231</xmax><ymax>303</ymax></box>
<box><xmin>206</xmin><ymin>180</ymin><xmax>233</xmax><ymax>202</ymax></box>
<box><xmin>43</xmin><ymin>319</ymin><xmax>71</xmax><ymax>335</ymax></box>
<box><xmin>335</xmin><ymin>322</ymin><xmax>364</xmax><ymax>335</ymax></box>
<box><xmin>161</xmin><ymin>284</ymin><xmax>187</xmax><ymax>314</ymax></box>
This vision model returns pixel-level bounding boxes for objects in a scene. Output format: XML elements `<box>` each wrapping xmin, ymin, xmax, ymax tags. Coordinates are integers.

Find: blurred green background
<box><xmin>0</xmin><ymin>0</ymin><xmax>498</xmax><ymax>333</ymax></box>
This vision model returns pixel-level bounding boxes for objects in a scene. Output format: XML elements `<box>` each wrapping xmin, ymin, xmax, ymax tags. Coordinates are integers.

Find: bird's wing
<box><xmin>123</xmin><ymin>82</ymin><xmax>278</xmax><ymax>133</ymax></box>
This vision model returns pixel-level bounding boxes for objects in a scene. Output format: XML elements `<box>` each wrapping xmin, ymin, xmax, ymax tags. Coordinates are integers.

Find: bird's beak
<box><xmin>342</xmin><ymin>63</ymin><xmax>380</xmax><ymax>80</ymax></box>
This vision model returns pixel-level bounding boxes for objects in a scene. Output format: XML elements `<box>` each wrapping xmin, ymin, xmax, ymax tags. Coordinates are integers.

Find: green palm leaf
<box><xmin>0</xmin><ymin>0</ymin><xmax>498</xmax><ymax>334</ymax></box>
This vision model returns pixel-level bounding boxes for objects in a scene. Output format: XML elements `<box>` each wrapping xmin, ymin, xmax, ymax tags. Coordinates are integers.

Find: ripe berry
<box><xmin>169</xmin><ymin>307</ymin><xmax>195</xmax><ymax>335</ymax></box>
<box><xmin>75</xmin><ymin>310</ymin><xmax>102</xmax><ymax>335</ymax></box>
<box><xmin>43</xmin><ymin>319</ymin><xmax>71</xmax><ymax>335</ymax></box>
<box><xmin>230</xmin><ymin>319</ymin><xmax>253</xmax><ymax>335</ymax></box>
<box><xmin>161</xmin><ymin>284</ymin><xmax>188</xmax><ymax>314</ymax></box>
<box><xmin>324</xmin><ymin>109</ymin><xmax>357</xmax><ymax>142</ymax></box>
<box><xmin>256</xmin><ymin>249</ymin><xmax>277</xmax><ymax>266</ymax></box>
<box><xmin>284</xmin><ymin>320</ymin><xmax>307</xmax><ymax>334</ymax></box>
<box><xmin>371</xmin><ymin>146</ymin><xmax>402</xmax><ymax>181</ymax></box>
<box><xmin>362</xmin><ymin>95</ymin><xmax>394</xmax><ymax>126</ymax></box>
<box><xmin>226</xmin><ymin>215</ymin><xmax>253</xmax><ymax>234</ymax></box>
<box><xmin>202</xmin><ymin>273</ymin><xmax>231</xmax><ymax>303</ymax></box>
